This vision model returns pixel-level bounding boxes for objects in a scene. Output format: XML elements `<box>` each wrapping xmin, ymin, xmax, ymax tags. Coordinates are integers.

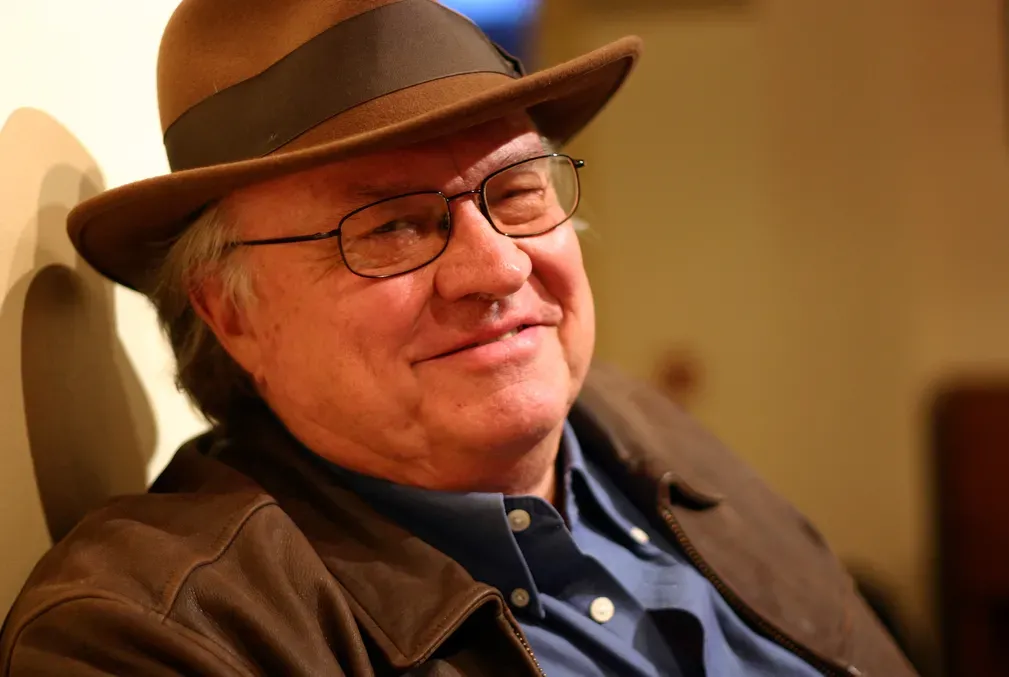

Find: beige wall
<box><xmin>0</xmin><ymin>1</ymin><xmax>203</xmax><ymax>614</ymax></box>
<box><xmin>542</xmin><ymin>0</ymin><xmax>1009</xmax><ymax>668</ymax></box>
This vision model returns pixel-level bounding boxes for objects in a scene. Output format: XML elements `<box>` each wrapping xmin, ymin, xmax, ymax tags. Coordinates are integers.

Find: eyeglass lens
<box><xmin>339</xmin><ymin>155</ymin><xmax>580</xmax><ymax>277</ymax></box>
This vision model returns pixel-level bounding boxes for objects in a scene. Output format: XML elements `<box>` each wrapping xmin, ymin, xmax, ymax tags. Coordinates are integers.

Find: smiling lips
<box><xmin>437</xmin><ymin>324</ymin><xmax>532</xmax><ymax>359</ymax></box>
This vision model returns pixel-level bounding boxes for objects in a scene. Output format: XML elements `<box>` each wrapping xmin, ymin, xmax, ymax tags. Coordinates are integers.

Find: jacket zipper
<box><xmin>510</xmin><ymin>626</ymin><xmax>546</xmax><ymax>677</ymax></box>
<box><xmin>407</xmin><ymin>591</ymin><xmax>545</xmax><ymax>676</ymax></box>
<box><xmin>660</xmin><ymin>506</ymin><xmax>862</xmax><ymax>677</ymax></box>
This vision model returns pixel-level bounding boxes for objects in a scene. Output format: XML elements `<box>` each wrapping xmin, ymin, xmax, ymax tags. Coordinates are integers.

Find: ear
<box><xmin>189</xmin><ymin>275</ymin><xmax>263</xmax><ymax>381</ymax></box>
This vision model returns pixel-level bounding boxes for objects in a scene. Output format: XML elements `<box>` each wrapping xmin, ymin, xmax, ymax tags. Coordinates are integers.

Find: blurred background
<box><xmin>2</xmin><ymin>1</ymin><xmax>1008</xmax><ymax>675</ymax></box>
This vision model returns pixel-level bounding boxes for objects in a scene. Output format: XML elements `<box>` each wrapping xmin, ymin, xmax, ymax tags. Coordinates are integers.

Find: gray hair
<box><xmin>149</xmin><ymin>203</ymin><xmax>259</xmax><ymax>422</ymax></box>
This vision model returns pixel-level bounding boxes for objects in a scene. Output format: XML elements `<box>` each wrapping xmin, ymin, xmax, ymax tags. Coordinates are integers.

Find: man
<box><xmin>1</xmin><ymin>0</ymin><xmax>917</xmax><ymax>675</ymax></box>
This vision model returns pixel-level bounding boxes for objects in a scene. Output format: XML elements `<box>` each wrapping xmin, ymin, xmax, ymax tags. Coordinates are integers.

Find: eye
<box><xmin>487</xmin><ymin>169</ymin><xmax>549</xmax><ymax>204</ymax></box>
<box><xmin>369</xmin><ymin>219</ymin><xmax>418</xmax><ymax>236</ymax></box>
<box><xmin>501</xmin><ymin>186</ymin><xmax>544</xmax><ymax>200</ymax></box>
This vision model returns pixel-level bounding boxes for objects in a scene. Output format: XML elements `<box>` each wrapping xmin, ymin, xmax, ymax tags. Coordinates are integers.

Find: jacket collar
<box><xmin>574</xmin><ymin>364</ymin><xmax>726</xmax><ymax>511</ymax></box>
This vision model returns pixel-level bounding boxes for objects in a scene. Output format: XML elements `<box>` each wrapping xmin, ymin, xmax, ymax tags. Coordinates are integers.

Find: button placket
<box><xmin>510</xmin><ymin>588</ymin><xmax>531</xmax><ymax>609</ymax></box>
<box><xmin>508</xmin><ymin>508</ymin><xmax>532</xmax><ymax>533</ymax></box>
<box><xmin>629</xmin><ymin>526</ymin><xmax>650</xmax><ymax>545</ymax></box>
<box><xmin>589</xmin><ymin>596</ymin><xmax>615</xmax><ymax>624</ymax></box>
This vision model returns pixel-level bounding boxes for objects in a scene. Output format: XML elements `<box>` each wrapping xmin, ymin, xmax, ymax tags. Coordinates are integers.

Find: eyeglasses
<box><xmin>234</xmin><ymin>153</ymin><xmax>585</xmax><ymax>278</ymax></box>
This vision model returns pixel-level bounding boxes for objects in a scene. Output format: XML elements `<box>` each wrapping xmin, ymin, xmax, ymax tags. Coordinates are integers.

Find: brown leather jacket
<box><xmin>1</xmin><ymin>366</ymin><xmax>916</xmax><ymax>676</ymax></box>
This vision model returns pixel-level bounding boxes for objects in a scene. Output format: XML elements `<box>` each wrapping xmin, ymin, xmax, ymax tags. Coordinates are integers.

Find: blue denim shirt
<box><xmin>326</xmin><ymin>422</ymin><xmax>821</xmax><ymax>676</ymax></box>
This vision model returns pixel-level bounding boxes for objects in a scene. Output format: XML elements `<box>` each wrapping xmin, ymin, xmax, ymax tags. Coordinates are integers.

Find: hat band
<box><xmin>162</xmin><ymin>0</ymin><xmax>523</xmax><ymax>172</ymax></box>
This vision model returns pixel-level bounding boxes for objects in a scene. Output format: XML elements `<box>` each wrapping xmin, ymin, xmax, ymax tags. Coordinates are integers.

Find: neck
<box><xmin>272</xmin><ymin>407</ymin><xmax>566</xmax><ymax>504</ymax></box>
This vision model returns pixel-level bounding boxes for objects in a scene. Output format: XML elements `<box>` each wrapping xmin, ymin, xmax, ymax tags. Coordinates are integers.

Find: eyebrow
<box><xmin>343</xmin><ymin>145</ymin><xmax>549</xmax><ymax>201</ymax></box>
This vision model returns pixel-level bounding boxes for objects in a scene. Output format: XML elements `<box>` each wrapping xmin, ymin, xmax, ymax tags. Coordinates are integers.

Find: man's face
<box><xmin>214</xmin><ymin>117</ymin><xmax>595</xmax><ymax>483</ymax></box>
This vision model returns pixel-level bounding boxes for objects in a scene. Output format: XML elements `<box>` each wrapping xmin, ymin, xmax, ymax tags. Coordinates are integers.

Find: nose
<box><xmin>432</xmin><ymin>195</ymin><xmax>532</xmax><ymax>302</ymax></box>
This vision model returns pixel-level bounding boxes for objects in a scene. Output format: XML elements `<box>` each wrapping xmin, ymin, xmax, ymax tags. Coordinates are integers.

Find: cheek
<box><xmin>523</xmin><ymin>226</ymin><xmax>593</xmax><ymax>314</ymax></box>
<box><xmin>521</xmin><ymin>226</ymin><xmax>595</xmax><ymax>354</ymax></box>
<box><xmin>247</xmin><ymin>260</ymin><xmax>426</xmax><ymax>388</ymax></box>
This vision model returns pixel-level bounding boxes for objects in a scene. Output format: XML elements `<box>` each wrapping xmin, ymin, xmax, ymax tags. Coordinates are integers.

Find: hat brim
<box><xmin>68</xmin><ymin>36</ymin><xmax>642</xmax><ymax>292</ymax></box>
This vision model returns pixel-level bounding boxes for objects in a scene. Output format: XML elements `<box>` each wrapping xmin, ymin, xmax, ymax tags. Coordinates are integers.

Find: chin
<box><xmin>429</xmin><ymin>376</ymin><xmax>573</xmax><ymax>451</ymax></box>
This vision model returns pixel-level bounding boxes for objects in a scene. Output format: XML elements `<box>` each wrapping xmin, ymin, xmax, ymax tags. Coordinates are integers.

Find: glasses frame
<box><xmin>233</xmin><ymin>153</ymin><xmax>585</xmax><ymax>279</ymax></box>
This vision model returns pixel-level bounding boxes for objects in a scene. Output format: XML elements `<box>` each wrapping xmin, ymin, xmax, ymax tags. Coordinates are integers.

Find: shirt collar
<box><xmin>564</xmin><ymin>420</ymin><xmax>661</xmax><ymax>554</ymax></box>
<box><xmin>324</xmin><ymin>445</ymin><xmax>544</xmax><ymax>615</ymax></box>
<box><xmin>323</xmin><ymin>422</ymin><xmax>650</xmax><ymax>617</ymax></box>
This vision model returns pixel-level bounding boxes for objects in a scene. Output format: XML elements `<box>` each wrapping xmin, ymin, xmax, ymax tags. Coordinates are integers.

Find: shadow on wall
<box><xmin>0</xmin><ymin>108</ymin><xmax>157</xmax><ymax>561</ymax></box>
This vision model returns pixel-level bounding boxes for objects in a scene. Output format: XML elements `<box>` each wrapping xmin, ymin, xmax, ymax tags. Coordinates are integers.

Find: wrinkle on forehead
<box><xmin>343</xmin><ymin>115</ymin><xmax>543</xmax><ymax>198</ymax></box>
<box><xmin>440</xmin><ymin>114</ymin><xmax>543</xmax><ymax>189</ymax></box>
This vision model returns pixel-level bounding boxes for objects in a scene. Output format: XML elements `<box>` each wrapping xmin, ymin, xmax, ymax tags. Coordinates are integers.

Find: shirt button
<box><xmin>589</xmin><ymin>596</ymin><xmax>615</xmax><ymax>624</ymax></box>
<box><xmin>629</xmin><ymin>526</ymin><xmax>650</xmax><ymax>545</ymax></box>
<box><xmin>510</xmin><ymin>588</ymin><xmax>531</xmax><ymax>609</ymax></box>
<box><xmin>507</xmin><ymin>509</ymin><xmax>532</xmax><ymax>532</ymax></box>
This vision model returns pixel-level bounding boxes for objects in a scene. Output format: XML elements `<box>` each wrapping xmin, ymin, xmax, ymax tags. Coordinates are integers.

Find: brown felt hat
<box><xmin>67</xmin><ymin>0</ymin><xmax>641</xmax><ymax>292</ymax></box>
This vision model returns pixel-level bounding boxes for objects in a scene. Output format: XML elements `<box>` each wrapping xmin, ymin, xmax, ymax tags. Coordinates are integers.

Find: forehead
<box><xmin>226</xmin><ymin>115</ymin><xmax>545</xmax><ymax>226</ymax></box>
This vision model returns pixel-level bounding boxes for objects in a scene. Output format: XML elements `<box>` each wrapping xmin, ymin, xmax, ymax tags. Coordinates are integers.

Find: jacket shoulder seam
<box><xmin>161</xmin><ymin>496</ymin><xmax>278</xmax><ymax>619</ymax></box>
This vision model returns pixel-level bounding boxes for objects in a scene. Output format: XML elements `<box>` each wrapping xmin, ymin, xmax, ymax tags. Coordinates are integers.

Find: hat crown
<box><xmin>157</xmin><ymin>0</ymin><xmax>407</xmax><ymax>132</ymax></box>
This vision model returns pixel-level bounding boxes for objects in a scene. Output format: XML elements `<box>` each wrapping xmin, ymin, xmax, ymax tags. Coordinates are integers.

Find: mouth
<box><xmin>438</xmin><ymin>324</ymin><xmax>532</xmax><ymax>359</ymax></box>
